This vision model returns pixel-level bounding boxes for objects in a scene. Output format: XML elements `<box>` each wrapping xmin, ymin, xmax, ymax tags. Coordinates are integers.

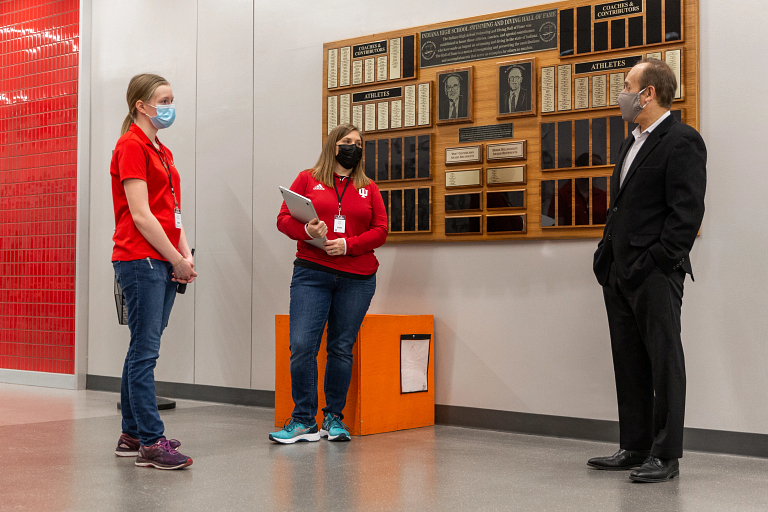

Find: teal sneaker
<box><xmin>320</xmin><ymin>413</ymin><xmax>351</xmax><ymax>442</ymax></box>
<box><xmin>269</xmin><ymin>419</ymin><xmax>320</xmax><ymax>444</ymax></box>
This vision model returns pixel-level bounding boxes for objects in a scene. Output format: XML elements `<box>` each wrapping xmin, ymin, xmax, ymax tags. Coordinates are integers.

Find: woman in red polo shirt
<box><xmin>271</xmin><ymin>123</ymin><xmax>388</xmax><ymax>444</ymax></box>
<box><xmin>110</xmin><ymin>74</ymin><xmax>196</xmax><ymax>469</ymax></box>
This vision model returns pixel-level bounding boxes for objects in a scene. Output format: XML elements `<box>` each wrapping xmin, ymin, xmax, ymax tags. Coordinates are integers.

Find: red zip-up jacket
<box><xmin>277</xmin><ymin>170</ymin><xmax>388</xmax><ymax>275</ymax></box>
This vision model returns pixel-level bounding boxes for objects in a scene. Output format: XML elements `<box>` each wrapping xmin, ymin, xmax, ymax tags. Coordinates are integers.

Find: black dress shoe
<box><xmin>629</xmin><ymin>456</ymin><xmax>680</xmax><ymax>482</ymax></box>
<box><xmin>587</xmin><ymin>449</ymin><xmax>650</xmax><ymax>470</ymax></box>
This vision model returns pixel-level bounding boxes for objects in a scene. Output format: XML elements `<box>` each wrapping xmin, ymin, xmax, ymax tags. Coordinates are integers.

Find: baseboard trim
<box><xmin>436</xmin><ymin>404</ymin><xmax>768</xmax><ymax>459</ymax></box>
<box><xmin>85</xmin><ymin>375</ymin><xmax>275</xmax><ymax>408</ymax></box>
<box><xmin>0</xmin><ymin>369</ymin><xmax>76</xmax><ymax>389</ymax></box>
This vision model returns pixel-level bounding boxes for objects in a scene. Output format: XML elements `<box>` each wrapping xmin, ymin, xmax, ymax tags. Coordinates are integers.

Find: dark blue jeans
<box><xmin>289</xmin><ymin>266</ymin><xmax>376</xmax><ymax>424</ymax></box>
<box><xmin>113</xmin><ymin>258</ymin><xmax>177</xmax><ymax>446</ymax></box>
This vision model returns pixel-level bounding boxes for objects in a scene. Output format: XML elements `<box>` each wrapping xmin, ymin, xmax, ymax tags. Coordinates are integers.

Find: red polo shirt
<box><xmin>277</xmin><ymin>170</ymin><xmax>388</xmax><ymax>275</ymax></box>
<box><xmin>111</xmin><ymin>124</ymin><xmax>182</xmax><ymax>261</ymax></box>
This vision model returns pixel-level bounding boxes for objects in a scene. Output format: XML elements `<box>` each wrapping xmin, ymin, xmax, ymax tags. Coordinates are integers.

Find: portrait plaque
<box><xmin>486</xmin><ymin>190</ymin><xmax>526</xmax><ymax>209</ymax></box>
<box><xmin>664</xmin><ymin>49</ymin><xmax>682</xmax><ymax>99</ymax></box>
<box><xmin>327</xmin><ymin>96</ymin><xmax>338</xmax><ymax>134</ymax></box>
<box><xmin>327</xmin><ymin>48</ymin><xmax>338</xmax><ymax>89</ymax></box>
<box><xmin>646</xmin><ymin>0</ymin><xmax>662</xmax><ymax>44</ymax></box>
<box><xmin>645</xmin><ymin>51</ymin><xmax>662</xmax><ymax>60</ymax></box>
<box><xmin>541</xmin><ymin>66</ymin><xmax>555</xmax><ymax>113</ymax></box>
<box><xmin>486</xmin><ymin>214</ymin><xmax>526</xmax><ymax>234</ymax></box>
<box><xmin>609</xmin><ymin>72</ymin><xmax>624</xmax><ymax>106</ymax></box>
<box><xmin>592</xmin><ymin>75</ymin><xmax>608</xmax><ymax>108</ymax></box>
<box><xmin>445</xmin><ymin>145</ymin><xmax>482</xmax><ymax>165</ymax></box>
<box><xmin>364</xmin><ymin>58</ymin><xmax>375</xmax><ymax>83</ymax></box>
<box><xmin>404</xmin><ymin>85</ymin><xmax>416</xmax><ymax>127</ymax></box>
<box><xmin>444</xmin><ymin>216</ymin><xmax>482</xmax><ymax>235</ymax></box>
<box><xmin>437</xmin><ymin>67</ymin><xmax>474</xmax><ymax>125</ymax></box>
<box><xmin>339</xmin><ymin>47</ymin><xmax>351</xmax><ymax>87</ymax></box>
<box><xmin>486</xmin><ymin>141</ymin><xmax>526</xmax><ymax>162</ymax></box>
<box><xmin>364</xmin><ymin>103</ymin><xmax>376</xmax><ymax>132</ymax></box>
<box><xmin>389</xmin><ymin>38</ymin><xmax>401</xmax><ymax>80</ymax></box>
<box><xmin>417</xmin><ymin>82</ymin><xmax>431</xmax><ymax>126</ymax></box>
<box><xmin>352</xmin><ymin>60</ymin><xmax>363</xmax><ymax>86</ymax></box>
<box><xmin>352</xmin><ymin>104</ymin><xmax>363</xmax><ymax>130</ymax></box>
<box><xmin>497</xmin><ymin>58</ymin><xmax>536</xmax><ymax>119</ymax></box>
<box><xmin>487</xmin><ymin>165</ymin><xmax>525</xmax><ymax>186</ymax></box>
<box><xmin>557</xmin><ymin>64</ymin><xmax>572</xmax><ymax>111</ymax></box>
<box><xmin>377</xmin><ymin>55</ymin><xmax>388</xmax><ymax>82</ymax></box>
<box><xmin>574</xmin><ymin>77</ymin><xmax>589</xmax><ymax>110</ymax></box>
<box><xmin>445</xmin><ymin>168</ymin><xmax>482</xmax><ymax>188</ymax></box>
<box><xmin>377</xmin><ymin>102</ymin><xmax>389</xmax><ymax>131</ymax></box>
<box><xmin>339</xmin><ymin>94</ymin><xmax>351</xmax><ymax>125</ymax></box>
<box><xmin>390</xmin><ymin>99</ymin><xmax>403</xmax><ymax>129</ymax></box>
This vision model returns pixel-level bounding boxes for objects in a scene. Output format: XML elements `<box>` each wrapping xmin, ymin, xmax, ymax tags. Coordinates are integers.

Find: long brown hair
<box><xmin>313</xmin><ymin>124</ymin><xmax>370</xmax><ymax>189</ymax></box>
<box><xmin>121</xmin><ymin>73</ymin><xmax>169</xmax><ymax>135</ymax></box>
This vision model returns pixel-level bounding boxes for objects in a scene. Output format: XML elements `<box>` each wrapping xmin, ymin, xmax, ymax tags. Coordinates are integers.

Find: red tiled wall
<box><xmin>0</xmin><ymin>0</ymin><xmax>79</xmax><ymax>374</ymax></box>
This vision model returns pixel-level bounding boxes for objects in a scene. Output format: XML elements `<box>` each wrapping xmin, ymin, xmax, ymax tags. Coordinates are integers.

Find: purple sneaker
<box><xmin>115</xmin><ymin>433</ymin><xmax>180</xmax><ymax>457</ymax></box>
<box><xmin>135</xmin><ymin>438</ymin><xmax>192</xmax><ymax>470</ymax></box>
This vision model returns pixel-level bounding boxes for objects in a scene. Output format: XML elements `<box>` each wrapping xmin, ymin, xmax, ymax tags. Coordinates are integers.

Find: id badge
<box><xmin>175</xmin><ymin>208</ymin><xmax>182</xmax><ymax>229</ymax></box>
<box><xmin>334</xmin><ymin>215</ymin><xmax>346</xmax><ymax>233</ymax></box>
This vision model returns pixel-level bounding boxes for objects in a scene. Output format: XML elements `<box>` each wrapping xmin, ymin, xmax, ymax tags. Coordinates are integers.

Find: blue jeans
<box><xmin>113</xmin><ymin>258</ymin><xmax>177</xmax><ymax>446</ymax></box>
<box><xmin>289</xmin><ymin>266</ymin><xmax>376</xmax><ymax>424</ymax></box>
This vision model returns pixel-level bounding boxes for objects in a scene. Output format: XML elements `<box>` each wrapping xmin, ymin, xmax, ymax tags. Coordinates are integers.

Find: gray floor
<box><xmin>1</xmin><ymin>384</ymin><xmax>768</xmax><ymax>512</ymax></box>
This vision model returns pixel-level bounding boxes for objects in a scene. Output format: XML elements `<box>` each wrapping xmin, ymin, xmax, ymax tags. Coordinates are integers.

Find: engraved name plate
<box><xmin>445</xmin><ymin>145</ymin><xmax>483</xmax><ymax>165</ymax></box>
<box><xmin>389</xmin><ymin>38</ymin><xmax>401</xmax><ymax>80</ymax></box>
<box><xmin>339</xmin><ymin>47</ymin><xmax>351</xmax><ymax>87</ymax></box>
<box><xmin>365</xmin><ymin>58</ymin><xmax>375</xmax><ymax>83</ymax></box>
<box><xmin>364</xmin><ymin>103</ymin><xmax>376</xmax><ymax>132</ymax></box>
<box><xmin>665</xmin><ymin>49</ymin><xmax>682</xmax><ymax>99</ymax></box>
<box><xmin>339</xmin><ymin>94</ymin><xmax>351</xmax><ymax>125</ymax></box>
<box><xmin>592</xmin><ymin>75</ymin><xmax>608</xmax><ymax>108</ymax></box>
<box><xmin>404</xmin><ymin>85</ymin><xmax>416</xmax><ymax>127</ymax></box>
<box><xmin>486</xmin><ymin>165</ymin><xmax>526</xmax><ymax>185</ymax></box>
<box><xmin>352</xmin><ymin>104</ymin><xmax>363</xmax><ymax>130</ymax></box>
<box><xmin>646</xmin><ymin>51</ymin><xmax>662</xmax><ymax>60</ymax></box>
<box><xmin>377</xmin><ymin>102</ymin><xmax>389</xmax><ymax>130</ymax></box>
<box><xmin>609</xmin><ymin>72</ymin><xmax>624</xmax><ymax>106</ymax></box>
<box><xmin>327</xmin><ymin>96</ymin><xmax>338</xmax><ymax>134</ymax></box>
<box><xmin>486</xmin><ymin>141</ymin><xmax>527</xmax><ymax>161</ymax></box>
<box><xmin>541</xmin><ymin>66</ymin><xmax>555</xmax><ymax>113</ymax></box>
<box><xmin>446</xmin><ymin>168</ymin><xmax>482</xmax><ymax>188</ymax></box>
<box><xmin>417</xmin><ymin>82</ymin><xmax>430</xmax><ymax>126</ymax></box>
<box><xmin>352</xmin><ymin>60</ymin><xmax>363</xmax><ymax>85</ymax></box>
<box><xmin>377</xmin><ymin>55</ymin><xmax>388</xmax><ymax>82</ymax></box>
<box><xmin>575</xmin><ymin>77</ymin><xmax>589</xmax><ymax>110</ymax></box>
<box><xmin>327</xmin><ymin>49</ymin><xmax>338</xmax><ymax>89</ymax></box>
<box><xmin>557</xmin><ymin>64</ymin><xmax>572</xmax><ymax>111</ymax></box>
<box><xmin>390</xmin><ymin>99</ymin><xmax>402</xmax><ymax>129</ymax></box>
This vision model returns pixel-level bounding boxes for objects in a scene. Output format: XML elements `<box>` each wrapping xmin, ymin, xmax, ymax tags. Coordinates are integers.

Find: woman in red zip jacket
<box><xmin>271</xmin><ymin>123</ymin><xmax>387</xmax><ymax>444</ymax></box>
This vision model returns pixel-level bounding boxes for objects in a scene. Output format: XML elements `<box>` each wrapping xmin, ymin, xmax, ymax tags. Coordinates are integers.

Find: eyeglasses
<box><xmin>508</xmin><ymin>76</ymin><xmax>523</xmax><ymax>81</ymax></box>
<box><xmin>446</xmin><ymin>84</ymin><xmax>460</xmax><ymax>91</ymax></box>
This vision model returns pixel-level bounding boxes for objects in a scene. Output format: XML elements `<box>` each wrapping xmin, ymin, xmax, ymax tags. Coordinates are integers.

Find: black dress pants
<box><xmin>602</xmin><ymin>262</ymin><xmax>686</xmax><ymax>459</ymax></box>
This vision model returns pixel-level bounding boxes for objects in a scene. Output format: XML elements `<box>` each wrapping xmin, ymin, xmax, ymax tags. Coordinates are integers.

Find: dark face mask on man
<box><xmin>335</xmin><ymin>143</ymin><xmax>363</xmax><ymax>169</ymax></box>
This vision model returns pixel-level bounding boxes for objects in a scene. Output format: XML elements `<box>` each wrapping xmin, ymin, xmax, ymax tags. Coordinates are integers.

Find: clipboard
<box><xmin>279</xmin><ymin>186</ymin><xmax>327</xmax><ymax>249</ymax></box>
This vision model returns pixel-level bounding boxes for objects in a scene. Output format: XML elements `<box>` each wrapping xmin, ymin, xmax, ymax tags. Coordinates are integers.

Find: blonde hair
<box><xmin>121</xmin><ymin>73</ymin><xmax>169</xmax><ymax>135</ymax></box>
<box><xmin>313</xmin><ymin>124</ymin><xmax>370</xmax><ymax>189</ymax></box>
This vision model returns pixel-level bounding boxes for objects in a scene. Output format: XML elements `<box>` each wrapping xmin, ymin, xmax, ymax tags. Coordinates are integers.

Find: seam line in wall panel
<box><xmin>250</xmin><ymin>1</ymin><xmax>255</xmax><ymax>390</ymax></box>
<box><xmin>193</xmin><ymin>0</ymin><xmax>199</xmax><ymax>385</ymax></box>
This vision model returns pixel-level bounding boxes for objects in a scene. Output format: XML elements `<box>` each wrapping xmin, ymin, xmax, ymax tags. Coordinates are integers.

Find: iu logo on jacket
<box><xmin>359</xmin><ymin>188</ymin><xmax>369</xmax><ymax>198</ymax></box>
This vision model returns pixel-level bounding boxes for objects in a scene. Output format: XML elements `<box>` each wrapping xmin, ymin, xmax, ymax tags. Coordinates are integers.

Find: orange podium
<box><xmin>275</xmin><ymin>314</ymin><xmax>434</xmax><ymax>435</ymax></box>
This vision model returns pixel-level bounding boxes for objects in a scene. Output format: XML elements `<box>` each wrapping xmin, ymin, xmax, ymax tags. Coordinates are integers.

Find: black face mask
<box><xmin>335</xmin><ymin>144</ymin><xmax>363</xmax><ymax>169</ymax></box>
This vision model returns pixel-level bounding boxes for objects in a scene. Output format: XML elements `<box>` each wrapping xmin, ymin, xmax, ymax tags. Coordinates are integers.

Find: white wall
<box><xmin>87</xmin><ymin>0</ymin><xmax>768</xmax><ymax>435</ymax></box>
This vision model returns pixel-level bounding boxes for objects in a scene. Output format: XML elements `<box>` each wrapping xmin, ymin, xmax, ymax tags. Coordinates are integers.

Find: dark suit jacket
<box><xmin>593</xmin><ymin>114</ymin><xmax>706</xmax><ymax>288</ymax></box>
<box><xmin>439</xmin><ymin>95</ymin><xmax>468</xmax><ymax>120</ymax></box>
<box><xmin>500</xmin><ymin>88</ymin><xmax>530</xmax><ymax>114</ymax></box>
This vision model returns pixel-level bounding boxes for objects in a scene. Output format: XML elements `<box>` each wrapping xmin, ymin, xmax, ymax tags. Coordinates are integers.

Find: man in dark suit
<box><xmin>439</xmin><ymin>74</ymin><xmax>468</xmax><ymax>120</ymax></box>
<box><xmin>588</xmin><ymin>59</ymin><xmax>706</xmax><ymax>483</ymax></box>
<box><xmin>500</xmin><ymin>66</ymin><xmax>530</xmax><ymax>114</ymax></box>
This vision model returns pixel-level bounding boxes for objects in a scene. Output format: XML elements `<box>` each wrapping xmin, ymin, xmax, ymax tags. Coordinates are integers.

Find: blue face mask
<box><xmin>145</xmin><ymin>103</ymin><xmax>176</xmax><ymax>129</ymax></box>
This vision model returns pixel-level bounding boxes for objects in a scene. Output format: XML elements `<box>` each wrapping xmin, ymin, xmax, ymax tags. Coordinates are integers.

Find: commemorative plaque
<box><xmin>352</xmin><ymin>105</ymin><xmax>363</xmax><ymax>130</ymax></box>
<box><xmin>574</xmin><ymin>55</ymin><xmax>642</xmax><ymax>75</ymax></box>
<box><xmin>353</xmin><ymin>87</ymin><xmax>402</xmax><ymax>103</ymax></box>
<box><xmin>646</xmin><ymin>51</ymin><xmax>662</xmax><ymax>60</ymax></box>
<box><xmin>541</xmin><ymin>66</ymin><xmax>555</xmax><ymax>113</ymax></box>
<box><xmin>444</xmin><ymin>216</ymin><xmax>482</xmax><ymax>235</ymax></box>
<box><xmin>390</xmin><ymin>99</ymin><xmax>402</xmax><ymax>129</ymax></box>
<box><xmin>339</xmin><ymin>94</ymin><xmax>350</xmax><ymax>125</ymax></box>
<box><xmin>574</xmin><ymin>77</ymin><xmax>589</xmax><ymax>110</ymax></box>
<box><xmin>459</xmin><ymin>123</ymin><xmax>513</xmax><ymax>143</ymax></box>
<box><xmin>487</xmin><ymin>141</ymin><xmax>526</xmax><ymax>162</ymax></box>
<box><xmin>486</xmin><ymin>190</ymin><xmax>526</xmax><ymax>209</ymax></box>
<box><xmin>445</xmin><ymin>192</ymin><xmax>482</xmax><ymax>212</ymax></box>
<box><xmin>609</xmin><ymin>72</ymin><xmax>624</xmax><ymax>106</ymax></box>
<box><xmin>487</xmin><ymin>165</ymin><xmax>525</xmax><ymax>185</ymax></box>
<box><xmin>486</xmin><ymin>214</ymin><xmax>526</xmax><ymax>233</ymax></box>
<box><xmin>365</xmin><ymin>58</ymin><xmax>375</xmax><ymax>83</ymax></box>
<box><xmin>327</xmin><ymin>49</ymin><xmax>338</xmax><ymax>89</ymax></box>
<box><xmin>364</xmin><ymin>103</ymin><xmax>376</xmax><ymax>132</ymax></box>
<box><xmin>665</xmin><ymin>49</ymin><xmax>682</xmax><ymax>99</ymax></box>
<box><xmin>445</xmin><ymin>169</ymin><xmax>482</xmax><ymax>188</ymax></box>
<box><xmin>557</xmin><ymin>64</ymin><xmax>572</xmax><ymax>111</ymax></box>
<box><xmin>352</xmin><ymin>60</ymin><xmax>363</xmax><ymax>85</ymax></box>
<box><xmin>377</xmin><ymin>55</ymin><xmax>388</xmax><ymax>81</ymax></box>
<box><xmin>327</xmin><ymin>96</ymin><xmax>338</xmax><ymax>133</ymax></box>
<box><xmin>390</xmin><ymin>38</ymin><xmax>401</xmax><ymax>80</ymax></box>
<box><xmin>377</xmin><ymin>102</ymin><xmax>389</xmax><ymax>131</ymax></box>
<box><xmin>592</xmin><ymin>75</ymin><xmax>607</xmax><ymax>108</ymax></box>
<box><xmin>445</xmin><ymin>145</ymin><xmax>483</xmax><ymax>165</ymax></box>
<box><xmin>417</xmin><ymin>83</ymin><xmax>431</xmax><ymax>126</ymax></box>
<box><xmin>404</xmin><ymin>85</ymin><xmax>416</xmax><ymax>127</ymax></box>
